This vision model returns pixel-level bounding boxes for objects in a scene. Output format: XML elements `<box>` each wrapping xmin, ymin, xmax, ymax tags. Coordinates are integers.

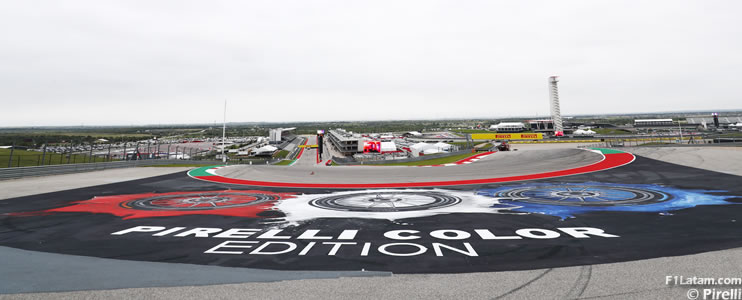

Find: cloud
<box><xmin>0</xmin><ymin>0</ymin><xmax>740</xmax><ymax>126</ymax></box>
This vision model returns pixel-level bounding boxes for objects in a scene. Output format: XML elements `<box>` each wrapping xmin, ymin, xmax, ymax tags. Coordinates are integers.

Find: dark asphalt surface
<box><xmin>0</xmin><ymin>149</ymin><xmax>741</xmax><ymax>295</ymax></box>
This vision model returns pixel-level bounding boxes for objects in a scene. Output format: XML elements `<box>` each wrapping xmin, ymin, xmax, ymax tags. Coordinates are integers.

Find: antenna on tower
<box><xmin>548</xmin><ymin>76</ymin><xmax>564</xmax><ymax>137</ymax></box>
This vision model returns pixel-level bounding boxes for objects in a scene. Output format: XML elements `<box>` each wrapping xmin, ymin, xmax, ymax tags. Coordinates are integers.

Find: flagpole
<box><xmin>222</xmin><ymin>100</ymin><xmax>227</xmax><ymax>163</ymax></box>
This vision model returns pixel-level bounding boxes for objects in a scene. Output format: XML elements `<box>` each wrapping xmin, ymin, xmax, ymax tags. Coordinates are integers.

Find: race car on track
<box><xmin>496</xmin><ymin>141</ymin><xmax>510</xmax><ymax>151</ymax></box>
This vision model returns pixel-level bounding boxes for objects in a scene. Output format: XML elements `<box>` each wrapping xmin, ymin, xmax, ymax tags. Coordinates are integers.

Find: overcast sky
<box><xmin>1</xmin><ymin>1</ymin><xmax>740</xmax><ymax>126</ymax></box>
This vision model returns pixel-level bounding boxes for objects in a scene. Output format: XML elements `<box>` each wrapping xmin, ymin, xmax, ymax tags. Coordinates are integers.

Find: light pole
<box><xmin>222</xmin><ymin>100</ymin><xmax>227</xmax><ymax>163</ymax></box>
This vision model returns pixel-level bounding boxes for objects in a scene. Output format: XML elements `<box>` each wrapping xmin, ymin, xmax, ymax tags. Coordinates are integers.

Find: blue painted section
<box><xmin>478</xmin><ymin>182</ymin><xmax>737</xmax><ymax>219</ymax></box>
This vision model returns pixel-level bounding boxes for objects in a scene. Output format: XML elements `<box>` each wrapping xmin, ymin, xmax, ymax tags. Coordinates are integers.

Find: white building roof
<box><xmin>492</xmin><ymin>122</ymin><xmax>526</xmax><ymax>128</ymax></box>
<box><xmin>635</xmin><ymin>119</ymin><xmax>673</xmax><ymax>122</ymax></box>
<box><xmin>254</xmin><ymin>145</ymin><xmax>278</xmax><ymax>154</ymax></box>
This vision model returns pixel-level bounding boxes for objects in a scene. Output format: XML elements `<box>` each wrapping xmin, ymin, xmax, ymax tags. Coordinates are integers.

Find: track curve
<box><xmin>188</xmin><ymin>148</ymin><xmax>635</xmax><ymax>188</ymax></box>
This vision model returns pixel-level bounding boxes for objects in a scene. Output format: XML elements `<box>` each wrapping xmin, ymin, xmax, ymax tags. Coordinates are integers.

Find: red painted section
<box><xmin>193</xmin><ymin>152</ymin><xmax>635</xmax><ymax>189</ymax></box>
<box><xmin>11</xmin><ymin>190</ymin><xmax>296</xmax><ymax>220</ymax></box>
<box><xmin>452</xmin><ymin>151</ymin><xmax>494</xmax><ymax>165</ymax></box>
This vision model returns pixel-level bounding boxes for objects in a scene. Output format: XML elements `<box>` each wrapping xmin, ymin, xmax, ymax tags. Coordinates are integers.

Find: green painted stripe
<box><xmin>590</xmin><ymin>148</ymin><xmax>626</xmax><ymax>154</ymax></box>
<box><xmin>188</xmin><ymin>165</ymin><xmax>225</xmax><ymax>177</ymax></box>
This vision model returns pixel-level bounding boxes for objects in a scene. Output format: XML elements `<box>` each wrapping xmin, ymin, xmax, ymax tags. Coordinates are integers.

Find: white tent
<box><xmin>409</xmin><ymin>142</ymin><xmax>433</xmax><ymax>157</ymax></box>
<box><xmin>409</xmin><ymin>142</ymin><xmax>450</xmax><ymax>157</ymax></box>
<box><xmin>573</xmin><ymin>129</ymin><xmax>596</xmax><ymax>136</ymax></box>
<box><xmin>422</xmin><ymin>148</ymin><xmax>443</xmax><ymax>155</ymax></box>
<box><xmin>433</xmin><ymin>142</ymin><xmax>452</xmax><ymax>151</ymax></box>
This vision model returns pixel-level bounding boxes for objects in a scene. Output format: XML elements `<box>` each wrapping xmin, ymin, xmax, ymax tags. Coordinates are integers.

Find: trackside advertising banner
<box><xmin>471</xmin><ymin>133</ymin><xmax>543</xmax><ymax>140</ymax></box>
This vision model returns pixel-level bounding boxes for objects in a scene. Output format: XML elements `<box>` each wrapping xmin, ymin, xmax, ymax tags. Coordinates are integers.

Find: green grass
<box><xmin>274</xmin><ymin>160</ymin><xmax>294</xmax><ymax>165</ymax></box>
<box><xmin>376</xmin><ymin>152</ymin><xmax>479</xmax><ymax>166</ymax></box>
<box><xmin>143</xmin><ymin>164</ymin><xmax>214</xmax><ymax>167</ymax></box>
<box><xmin>273</xmin><ymin>150</ymin><xmax>290</xmax><ymax>159</ymax></box>
<box><xmin>592</xmin><ymin>128</ymin><xmax>632</xmax><ymax>135</ymax></box>
<box><xmin>0</xmin><ymin>149</ymin><xmax>110</xmax><ymax>168</ymax></box>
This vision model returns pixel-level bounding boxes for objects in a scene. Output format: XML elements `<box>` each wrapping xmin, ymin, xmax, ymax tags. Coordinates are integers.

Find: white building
<box><xmin>253</xmin><ymin>145</ymin><xmax>278</xmax><ymax>156</ymax></box>
<box><xmin>268</xmin><ymin>128</ymin><xmax>296</xmax><ymax>143</ymax></box>
<box><xmin>634</xmin><ymin>119</ymin><xmax>674</xmax><ymax>127</ymax></box>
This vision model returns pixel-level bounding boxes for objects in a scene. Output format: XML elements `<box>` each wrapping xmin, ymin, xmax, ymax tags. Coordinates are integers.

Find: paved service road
<box><xmin>619</xmin><ymin>146</ymin><xmax>742</xmax><ymax>176</ymax></box>
<box><xmin>0</xmin><ymin>167</ymin><xmax>191</xmax><ymax>200</ymax></box>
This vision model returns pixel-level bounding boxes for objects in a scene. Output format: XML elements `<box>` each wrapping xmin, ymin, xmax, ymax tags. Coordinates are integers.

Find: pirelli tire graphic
<box><xmin>309</xmin><ymin>191</ymin><xmax>463</xmax><ymax>212</ymax></box>
<box><xmin>122</xmin><ymin>191</ymin><xmax>281</xmax><ymax>211</ymax></box>
<box><xmin>491</xmin><ymin>185</ymin><xmax>672</xmax><ymax>206</ymax></box>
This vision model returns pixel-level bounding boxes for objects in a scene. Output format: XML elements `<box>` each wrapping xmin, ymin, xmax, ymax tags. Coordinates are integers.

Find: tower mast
<box><xmin>548</xmin><ymin>76</ymin><xmax>564</xmax><ymax>136</ymax></box>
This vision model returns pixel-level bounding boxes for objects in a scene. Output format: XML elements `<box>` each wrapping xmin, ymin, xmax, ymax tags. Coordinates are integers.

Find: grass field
<box><xmin>143</xmin><ymin>164</ymin><xmax>214</xmax><ymax>168</ymax></box>
<box><xmin>376</xmin><ymin>152</ymin><xmax>479</xmax><ymax>166</ymax></box>
<box><xmin>592</xmin><ymin>128</ymin><xmax>632</xmax><ymax>135</ymax></box>
<box><xmin>0</xmin><ymin>149</ymin><xmax>110</xmax><ymax>168</ymax></box>
<box><xmin>273</xmin><ymin>150</ymin><xmax>290</xmax><ymax>159</ymax></box>
<box><xmin>274</xmin><ymin>160</ymin><xmax>294</xmax><ymax>165</ymax></box>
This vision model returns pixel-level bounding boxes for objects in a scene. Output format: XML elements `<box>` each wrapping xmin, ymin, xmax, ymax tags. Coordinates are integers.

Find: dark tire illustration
<box><xmin>309</xmin><ymin>191</ymin><xmax>462</xmax><ymax>212</ymax></box>
<box><xmin>123</xmin><ymin>192</ymin><xmax>280</xmax><ymax>211</ymax></box>
<box><xmin>491</xmin><ymin>185</ymin><xmax>671</xmax><ymax>206</ymax></box>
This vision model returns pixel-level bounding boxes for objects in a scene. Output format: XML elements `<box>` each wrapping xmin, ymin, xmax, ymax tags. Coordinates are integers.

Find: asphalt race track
<box><xmin>210</xmin><ymin>148</ymin><xmax>608</xmax><ymax>185</ymax></box>
<box><xmin>1</xmin><ymin>146</ymin><xmax>741</xmax><ymax>297</ymax></box>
